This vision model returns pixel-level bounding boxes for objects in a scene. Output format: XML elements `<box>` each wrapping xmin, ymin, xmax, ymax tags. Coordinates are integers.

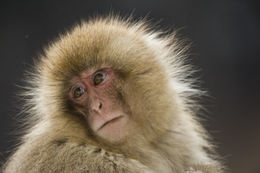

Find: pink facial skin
<box><xmin>68</xmin><ymin>68</ymin><xmax>129</xmax><ymax>142</ymax></box>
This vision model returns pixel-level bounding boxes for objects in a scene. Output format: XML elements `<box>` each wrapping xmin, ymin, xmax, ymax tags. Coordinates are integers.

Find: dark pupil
<box><xmin>74</xmin><ymin>87</ymin><xmax>84</xmax><ymax>98</ymax></box>
<box><xmin>94</xmin><ymin>73</ymin><xmax>104</xmax><ymax>85</ymax></box>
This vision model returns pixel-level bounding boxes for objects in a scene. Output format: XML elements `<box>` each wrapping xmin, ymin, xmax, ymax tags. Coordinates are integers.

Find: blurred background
<box><xmin>0</xmin><ymin>0</ymin><xmax>259</xmax><ymax>172</ymax></box>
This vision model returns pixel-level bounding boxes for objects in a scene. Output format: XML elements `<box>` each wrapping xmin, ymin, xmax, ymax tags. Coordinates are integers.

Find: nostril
<box><xmin>99</xmin><ymin>103</ymin><xmax>102</xmax><ymax>109</ymax></box>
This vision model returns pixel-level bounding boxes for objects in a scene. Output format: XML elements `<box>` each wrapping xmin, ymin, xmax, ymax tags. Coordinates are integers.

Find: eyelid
<box><xmin>70</xmin><ymin>83</ymin><xmax>84</xmax><ymax>92</ymax></box>
<box><xmin>92</xmin><ymin>68</ymin><xmax>108</xmax><ymax>77</ymax></box>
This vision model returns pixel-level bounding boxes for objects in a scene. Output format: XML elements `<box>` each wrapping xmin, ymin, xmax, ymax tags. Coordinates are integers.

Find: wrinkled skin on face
<box><xmin>68</xmin><ymin>67</ymin><xmax>130</xmax><ymax>143</ymax></box>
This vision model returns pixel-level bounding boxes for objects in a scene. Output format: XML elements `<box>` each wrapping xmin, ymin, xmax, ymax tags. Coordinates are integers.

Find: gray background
<box><xmin>0</xmin><ymin>0</ymin><xmax>259</xmax><ymax>172</ymax></box>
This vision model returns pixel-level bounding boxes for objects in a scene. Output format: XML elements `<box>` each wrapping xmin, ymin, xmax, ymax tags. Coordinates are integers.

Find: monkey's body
<box><xmin>2</xmin><ymin>16</ymin><xmax>223</xmax><ymax>173</ymax></box>
<box><xmin>4</xmin><ymin>136</ymin><xmax>152</xmax><ymax>172</ymax></box>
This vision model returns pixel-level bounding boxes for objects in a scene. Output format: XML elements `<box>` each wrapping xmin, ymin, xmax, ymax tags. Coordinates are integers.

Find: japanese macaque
<box><xmin>2</xmin><ymin>16</ymin><xmax>223</xmax><ymax>173</ymax></box>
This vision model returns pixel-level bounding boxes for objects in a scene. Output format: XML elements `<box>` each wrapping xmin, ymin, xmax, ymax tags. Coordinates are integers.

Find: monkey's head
<box><xmin>33</xmin><ymin>17</ymin><xmax>186</xmax><ymax>145</ymax></box>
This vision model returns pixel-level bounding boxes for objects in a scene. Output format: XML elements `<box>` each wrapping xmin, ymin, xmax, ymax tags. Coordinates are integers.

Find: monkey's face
<box><xmin>43</xmin><ymin>22</ymin><xmax>174</xmax><ymax>144</ymax></box>
<box><xmin>68</xmin><ymin>67</ymin><xmax>130</xmax><ymax>143</ymax></box>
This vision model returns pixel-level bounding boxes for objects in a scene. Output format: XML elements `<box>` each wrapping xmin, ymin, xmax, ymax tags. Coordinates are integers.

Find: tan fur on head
<box><xmin>2</xmin><ymin>15</ymin><xmax>223</xmax><ymax>173</ymax></box>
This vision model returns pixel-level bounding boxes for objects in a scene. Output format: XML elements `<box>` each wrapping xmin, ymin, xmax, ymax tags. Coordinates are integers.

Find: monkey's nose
<box><xmin>91</xmin><ymin>102</ymin><xmax>103</xmax><ymax>114</ymax></box>
<box><xmin>99</xmin><ymin>103</ymin><xmax>102</xmax><ymax>109</ymax></box>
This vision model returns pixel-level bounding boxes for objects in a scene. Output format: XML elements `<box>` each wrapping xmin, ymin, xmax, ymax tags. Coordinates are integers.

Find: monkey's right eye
<box><xmin>71</xmin><ymin>85</ymin><xmax>85</xmax><ymax>99</ymax></box>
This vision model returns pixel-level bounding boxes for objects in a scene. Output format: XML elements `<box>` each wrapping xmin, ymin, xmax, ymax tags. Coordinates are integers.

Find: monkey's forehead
<box><xmin>39</xmin><ymin>18</ymin><xmax>165</xmax><ymax>81</ymax></box>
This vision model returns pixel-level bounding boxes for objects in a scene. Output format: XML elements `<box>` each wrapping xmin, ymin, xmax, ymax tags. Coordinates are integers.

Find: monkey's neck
<box><xmin>118</xmin><ymin>132</ymin><xmax>185</xmax><ymax>173</ymax></box>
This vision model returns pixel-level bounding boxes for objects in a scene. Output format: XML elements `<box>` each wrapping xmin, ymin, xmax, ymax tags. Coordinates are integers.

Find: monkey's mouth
<box><xmin>98</xmin><ymin>115</ymin><xmax>124</xmax><ymax>131</ymax></box>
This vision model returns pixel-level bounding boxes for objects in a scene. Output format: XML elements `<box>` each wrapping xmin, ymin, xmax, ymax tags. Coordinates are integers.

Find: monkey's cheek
<box><xmin>96</xmin><ymin>116</ymin><xmax>129</xmax><ymax>142</ymax></box>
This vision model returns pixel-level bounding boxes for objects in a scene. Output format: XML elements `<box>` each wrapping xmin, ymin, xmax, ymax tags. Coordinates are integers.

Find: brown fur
<box><xmin>2</xmin><ymin>16</ymin><xmax>223</xmax><ymax>173</ymax></box>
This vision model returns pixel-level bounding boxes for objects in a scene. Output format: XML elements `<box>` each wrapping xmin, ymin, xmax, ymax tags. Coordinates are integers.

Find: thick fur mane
<box><xmin>3</xmin><ymin>15</ymin><xmax>223</xmax><ymax>173</ymax></box>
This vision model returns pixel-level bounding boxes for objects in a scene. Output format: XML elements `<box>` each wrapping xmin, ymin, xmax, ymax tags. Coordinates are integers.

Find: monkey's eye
<box><xmin>71</xmin><ymin>86</ymin><xmax>85</xmax><ymax>99</ymax></box>
<box><xmin>93</xmin><ymin>70</ymin><xmax>107</xmax><ymax>86</ymax></box>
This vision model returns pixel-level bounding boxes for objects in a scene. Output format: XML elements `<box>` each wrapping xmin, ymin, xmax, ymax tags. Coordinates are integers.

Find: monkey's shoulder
<box><xmin>3</xmin><ymin>138</ymin><xmax>152</xmax><ymax>173</ymax></box>
<box><xmin>43</xmin><ymin>139</ymin><xmax>152</xmax><ymax>172</ymax></box>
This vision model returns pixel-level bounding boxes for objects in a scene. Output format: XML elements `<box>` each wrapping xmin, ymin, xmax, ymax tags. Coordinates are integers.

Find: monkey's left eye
<box><xmin>71</xmin><ymin>86</ymin><xmax>85</xmax><ymax>99</ymax></box>
<box><xmin>93</xmin><ymin>70</ymin><xmax>107</xmax><ymax>86</ymax></box>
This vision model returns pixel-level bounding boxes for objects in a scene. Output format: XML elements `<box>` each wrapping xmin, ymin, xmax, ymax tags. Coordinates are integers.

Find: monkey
<box><xmin>2</xmin><ymin>15</ymin><xmax>224</xmax><ymax>173</ymax></box>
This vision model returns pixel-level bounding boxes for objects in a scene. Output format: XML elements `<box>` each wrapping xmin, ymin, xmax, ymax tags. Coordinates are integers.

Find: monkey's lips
<box><xmin>92</xmin><ymin>115</ymin><xmax>128</xmax><ymax>142</ymax></box>
<box><xmin>97</xmin><ymin>115</ymin><xmax>124</xmax><ymax>131</ymax></box>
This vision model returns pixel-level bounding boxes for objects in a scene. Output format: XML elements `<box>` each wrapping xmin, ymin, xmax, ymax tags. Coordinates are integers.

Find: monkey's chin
<box><xmin>96</xmin><ymin>116</ymin><xmax>128</xmax><ymax>143</ymax></box>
